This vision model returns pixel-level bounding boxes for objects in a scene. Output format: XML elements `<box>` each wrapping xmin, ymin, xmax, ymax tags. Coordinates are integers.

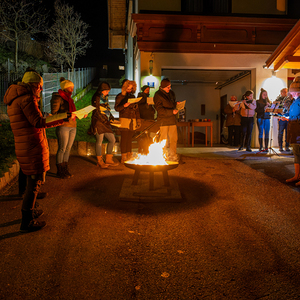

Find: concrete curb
<box><xmin>0</xmin><ymin>139</ymin><xmax>112</xmax><ymax>192</ymax></box>
<box><xmin>0</xmin><ymin>160</ymin><xmax>20</xmax><ymax>191</ymax></box>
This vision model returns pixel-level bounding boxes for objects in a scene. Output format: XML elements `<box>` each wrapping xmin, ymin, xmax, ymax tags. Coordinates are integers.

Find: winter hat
<box><xmin>160</xmin><ymin>78</ymin><xmax>171</xmax><ymax>88</ymax></box>
<box><xmin>99</xmin><ymin>82</ymin><xmax>111</xmax><ymax>91</ymax></box>
<box><xmin>289</xmin><ymin>76</ymin><xmax>300</xmax><ymax>93</ymax></box>
<box><xmin>141</xmin><ymin>85</ymin><xmax>150</xmax><ymax>92</ymax></box>
<box><xmin>22</xmin><ymin>68</ymin><xmax>43</xmax><ymax>86</ymax></box>
<box><xmin>60</xmin><ymin>77</ymin><xmax>74</xmax><ymax>90</ymax></box>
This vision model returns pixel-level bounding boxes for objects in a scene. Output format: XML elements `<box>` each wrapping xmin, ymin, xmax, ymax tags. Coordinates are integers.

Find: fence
<box><xmin>0</xmin><ymin>72</ymin><xmax>24</xmax><ymax>114</ymax></box>
<box><xmin>0</xmin><ymin>68</ymin><xmax>97</xmax><ymax>114</ymax></box>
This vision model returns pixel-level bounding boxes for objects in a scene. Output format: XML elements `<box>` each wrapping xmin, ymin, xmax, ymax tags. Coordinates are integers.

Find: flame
<box><xmin>126</xmin><ymin>139</ymin><xmax>168</xmax><ymax>165</ymax></box>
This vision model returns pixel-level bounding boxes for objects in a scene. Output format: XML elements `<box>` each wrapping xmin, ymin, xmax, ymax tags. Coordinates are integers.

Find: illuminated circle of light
<box><xmin>261</xmin><ymin>76</ymin><xmax>285</xmax><ymax>101</ymax></box>
<box><xmin>142</xmin><ymin>75</ymin><xmax>160</xmax><ymax>90</ymax></box>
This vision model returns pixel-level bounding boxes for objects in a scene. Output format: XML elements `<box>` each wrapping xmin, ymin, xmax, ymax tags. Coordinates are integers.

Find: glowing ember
<box><xmin>126</xmin><ymin>139</ymin><xmax>168</xmax><ymax>165</ymax></box>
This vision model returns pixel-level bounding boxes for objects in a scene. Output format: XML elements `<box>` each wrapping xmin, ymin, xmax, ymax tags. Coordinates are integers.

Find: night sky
<box><xmin>42</xmin><ymin>0</ymin><xmax>124</xmax><ymax>69</ymax></box>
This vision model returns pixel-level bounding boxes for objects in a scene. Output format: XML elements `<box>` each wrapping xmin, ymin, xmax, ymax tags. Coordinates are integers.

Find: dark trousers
<box><xmin>18</xmin><ymin>168</ymin><xmax>27</xmax><ymax>196</ymax></box>
<box><xmin>240</xmin><ymin>117</ymin><xmax>254</xmax><ymax>148</ymax></box>
<box><xmin>22</xmin><ymin>173</ymin><xmax>44</xmax><ymax>211</ymax></box>
<box><xmin>228</xmin><ymin>125</ymin><xmax>241</xmax><ymax>146</ymax></box>
<box><xmin>120</xmin><ymin>130</ymin><xmax>134</xmax><ymax>153</ymax></box>
<box><xmin>278</xmin><ymin>120</ymin><xmax>289</xmax><ymax>149</ymax></box>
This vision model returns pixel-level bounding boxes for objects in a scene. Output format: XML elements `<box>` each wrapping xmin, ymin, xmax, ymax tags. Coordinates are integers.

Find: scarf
<box><xmin>58</xmin><ymin>89</ymin><xmax>76</xmax><ymax>113</ymax></box>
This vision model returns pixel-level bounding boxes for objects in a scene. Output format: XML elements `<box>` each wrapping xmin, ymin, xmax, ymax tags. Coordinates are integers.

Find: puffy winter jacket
<box><xmin>4</xmin><ymin>83</ymin><xmax>63</xmax><ymax>175</ymax></box>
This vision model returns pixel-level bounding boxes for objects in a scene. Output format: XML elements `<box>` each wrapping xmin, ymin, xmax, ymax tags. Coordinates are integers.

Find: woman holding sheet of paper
<box><xmin>89</xmin><ymin>82</ymin><xmax>119</xmax><ymax>168</ymax></box>
<box><xmin>51</xmin><ymin>77</ymin><xmax>78</xmax><ymax>179</ymax></box>
<box><xmin>114</xmin><ymin>79</ymin><xmax>141</xmax><ymax>163</ymax></box>
<box><xmin>255</xmin><ymin>88</ymin><xmax>272</xmax><ymax>152</ymax></box>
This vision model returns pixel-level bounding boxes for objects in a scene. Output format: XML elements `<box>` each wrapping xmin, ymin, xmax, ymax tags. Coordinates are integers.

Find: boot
<box><xmin>56</xmin><ymin>163</ymin><xmax>68</xmax><ymax>179</ymax></box>
<box><xmin>97</xmin><ymin>156</ymin><xmax>109</xmax><ymax>168</ymax></box>
<box><xmin>105</xmin><ymin>154</ymin><xmax>119</xmax><ymax>166</ymax></box>
<box><xmin>33</xmin><ymin>208</ymin><xmax>44</xmax><ymax>218</ymax></box>
<box><xmin>285</xmin><ymin>143</ymin><xmax>290</xmax><ymax>152</ymax></box>
<box><xmin>20</xmin><ymin>210</ymin><xmax>46</xmax><ymax>233</ymax></box>
<box><xmin>286</xmin><ymin>163</ymin><xmax>300</xmax><ymax>183</ymax></box>
<box><xmin>238</xmin><ymin>135</ymin><xmax>246</xmax><ymax>150</ymax></box>
<box><xmin>245</xmin><ymin>136</ymin><xmax>252</xmax><ymax>152</ymax></box>
<box><xmin>121</xmin><ymin>153</ymin><xmax>128</xmax><ymax>164</ymax></box>
<box><xmin>259</xmin><ymin>138</ymin><xmax>264</xmax><ymax>151</ymax></box>
<box><xmin>63</xmin><ymin>162</ymin><xmax>73</xmax><ymax>178</ymax></box>
<box><xmin>278</xmin><ymin>141</ymin><xmax>284</xmax><ymax>152</ymax></box>
<box><xmin>127</xmin><ymin>152</ymin><xmax>132</xmax><ymax>160</ymax></box>
<box><xmin>264</xmin><ymin>138</ymin><xmax>269</xmax><ymax>152</ymax></box>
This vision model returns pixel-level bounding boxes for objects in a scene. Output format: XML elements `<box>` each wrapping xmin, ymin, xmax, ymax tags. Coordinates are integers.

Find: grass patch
<box><xmin>0</xmin><ymin>121</ymin><xmax>16</xmax><ymax>177</ymax></box>
<box><xmin>0</xmin><ymin>89</ymin><xmax>99</xmax><ymax>178</ymax></box>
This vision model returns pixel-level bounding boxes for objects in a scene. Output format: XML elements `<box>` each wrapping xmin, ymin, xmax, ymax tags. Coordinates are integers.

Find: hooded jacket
<box><xmin>4</xmin><ymin>82</ymin><xmax>63</xmax><ymax>175</ymax></box>
<box><xmin>89</xmin><ymin>82</ymin><xmax>114</xmax><ymax>134</ymax></box>
<box><xmin>137</xmin><ymin>91</ymin><xmax>155</xmax><ymax>120</ymax></box>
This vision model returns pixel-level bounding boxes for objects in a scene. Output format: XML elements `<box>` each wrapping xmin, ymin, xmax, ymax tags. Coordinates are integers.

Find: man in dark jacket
<box><xmin>4</xmin><ymin>68</ymin><xmax>65</xmax><ymax>232</ymax></box>
<box><xmin>154</xmin><ymin>78</ymin><xmax>179</xmax><ymax>161</ymax></box>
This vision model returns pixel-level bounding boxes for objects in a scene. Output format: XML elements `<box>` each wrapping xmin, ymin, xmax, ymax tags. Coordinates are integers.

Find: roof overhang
<box><xmin>265</xmin><ymin>19</ymin><xmax>300</xmax><ymax>71</ymax></box>
<box><xmin>131</xmin><ymin>14</ymin><xmax>297</xmax><ymax>54</ymax></box>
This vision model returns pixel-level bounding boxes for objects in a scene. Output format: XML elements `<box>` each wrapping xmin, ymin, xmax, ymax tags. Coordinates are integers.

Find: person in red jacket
<box><xmin>4</xmin><ymin>68</ymin><xmax>65</xmax><ymax>232</ymax></box>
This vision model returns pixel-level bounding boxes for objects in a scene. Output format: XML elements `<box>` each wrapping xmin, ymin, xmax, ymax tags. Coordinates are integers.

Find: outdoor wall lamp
<box><xmin>149</xmin><ymin>59</ymin><xmax>153</xmax><ymax>76</ymax></box>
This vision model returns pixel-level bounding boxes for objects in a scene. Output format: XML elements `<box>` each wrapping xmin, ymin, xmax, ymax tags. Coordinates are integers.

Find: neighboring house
<box><xmin>107</xmin><ymin>0</ymin><xmax>300</xmax><ymax>146</ymax></box>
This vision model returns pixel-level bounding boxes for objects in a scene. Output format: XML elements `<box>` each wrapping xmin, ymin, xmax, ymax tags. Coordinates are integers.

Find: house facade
<box><xmin>108</xmin><ymin>0</ymin><xmax>300</xmax><ymax>146</ymax></box>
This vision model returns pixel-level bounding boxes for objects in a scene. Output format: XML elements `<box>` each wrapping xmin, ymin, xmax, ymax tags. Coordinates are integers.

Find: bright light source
<box><xmin>261</xmin><ymin>75</ymin><xmax>285</xmax><ymax>101</ymax></box>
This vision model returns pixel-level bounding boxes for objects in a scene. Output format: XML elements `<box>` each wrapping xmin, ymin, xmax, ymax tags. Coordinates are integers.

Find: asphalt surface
<box><xmin>1</xmin><ymin>147</ymin><xmax>300</xmax><ymax>300</ymax></box>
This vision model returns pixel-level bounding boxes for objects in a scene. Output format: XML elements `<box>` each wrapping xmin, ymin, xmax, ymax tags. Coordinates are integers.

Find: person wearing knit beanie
<box><xmin>51</xmin><ymin>77</ymin><xmax>78</xmax><ymax>179</ymax></box>
<box><xmin>286</xmin><ymin>76</ymin><xmax>300</xmax><ymax>186</ymax></box>
<box><xmin>60</xmin><ymin>78</ymin><xmax>74</xmax><ymax>91</ymax></box>
<box><xmin>141</xmin><ymin>85</ymin><xmax>150</xmax><ymax>93</ymax></box>
<box><xmin>3</xmin><ymin>67</ymin><xmax>65</xmax><ymax>232</ymax></box>
<box><xmin>22</xmin><ymin>69</ymin><xmax>43</xmax><ymax>86</ymax></box>
<box><xmin>160</xmin><ymin>78</ymin><xmax>171</xmax><ymax>89</ymax></box>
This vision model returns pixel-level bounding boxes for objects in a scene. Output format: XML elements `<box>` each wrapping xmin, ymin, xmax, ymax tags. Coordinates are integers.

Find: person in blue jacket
<box><xmin>286</xmin><ymin>76</ymin><xmax>300</xmax><ymax>186</ymax></box>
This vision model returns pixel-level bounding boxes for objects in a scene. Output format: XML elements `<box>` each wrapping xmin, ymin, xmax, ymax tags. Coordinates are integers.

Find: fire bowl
<box><xmin>124</xmin><ymin>161</ymin><xmax>179</xmax><ymax>191</ymax></box>
<box><xmin>124</xmin><ymin>161</ymin><xmax>179</xmax><ymax>172</ymax></box>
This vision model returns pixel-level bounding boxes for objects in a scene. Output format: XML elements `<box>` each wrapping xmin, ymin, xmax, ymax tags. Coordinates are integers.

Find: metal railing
<box><xmin>42</xmin><ymin>68</ymin><xmax>97</xmax><ymax>113</ymax></box>
<box><xmin>0</xmin><ymin>68</ymin><xmax>97</xmax><ymax>114</ymax></box>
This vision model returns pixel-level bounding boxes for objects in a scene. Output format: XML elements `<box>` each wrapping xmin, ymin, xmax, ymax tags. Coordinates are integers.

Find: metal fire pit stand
<box><xmin>124</xmin><ymin>162</ymin><xmax>179</xmax><ymax>191</ymax></box>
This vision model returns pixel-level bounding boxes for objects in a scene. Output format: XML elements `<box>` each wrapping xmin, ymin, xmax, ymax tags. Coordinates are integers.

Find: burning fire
<box><xmin>126</xmin><ymin>139</ymin><xmax>168</xmax><ymax>165</ymax></box>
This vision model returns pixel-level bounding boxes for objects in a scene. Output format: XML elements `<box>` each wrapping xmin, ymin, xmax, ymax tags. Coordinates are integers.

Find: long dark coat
<box><xmin>153</xmin><ymin>88</ymin><xmax>177</xmax><ymax>126</ymax></box>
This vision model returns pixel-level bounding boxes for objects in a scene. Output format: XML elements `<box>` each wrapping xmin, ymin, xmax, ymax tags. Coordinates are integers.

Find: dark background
<box><xmin>42</xmin><ymin>0</ymin><xmax>125</xmax><ymax>78</ymax></box>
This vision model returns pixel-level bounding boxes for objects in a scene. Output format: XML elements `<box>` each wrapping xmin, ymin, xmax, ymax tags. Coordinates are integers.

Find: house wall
<box><xmin>138</xmin><ymin>51</ymin><xmax>288</xmax><ymax>146</ymax></box>
<box><xmin>138</xmin><ymin>0</ymin><xmax>181</xmax><ymax>12</ymax></box>
<box><xmin>232</xmin><ymin>0</ymin><xmax>286</xmax><ymax>15</ymax></box>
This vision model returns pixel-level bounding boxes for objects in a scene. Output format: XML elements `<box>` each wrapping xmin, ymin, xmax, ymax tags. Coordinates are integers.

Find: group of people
<box><xmin>225</xmin><ymin>87</ymin><xmax>293</xmax><ymax>153</ymax></box>
<box><xmin>4</xmin><ymin>68</ymin><xmax>179</xmax><ymax>232</ymax></box>
<box><xmin>4</xmin><ymin>65</ymin><xmax>300</xmax><ymax>233</ymax></box>
<box><xmin>224</xmin><ymin>76</ymin><xmax>300</xmax><ymax>187</ymax></box>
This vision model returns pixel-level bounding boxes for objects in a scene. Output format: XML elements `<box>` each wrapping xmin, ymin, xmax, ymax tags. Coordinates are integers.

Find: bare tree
<box><xmin>0</xmin><ymin>0</ymin><xmax>48</xmax><ymax>71</ymax></box>
<box><xmin>46</xmin><ymin>0</ymin><xmax>92</xmax><ymax>72</ymax></box>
